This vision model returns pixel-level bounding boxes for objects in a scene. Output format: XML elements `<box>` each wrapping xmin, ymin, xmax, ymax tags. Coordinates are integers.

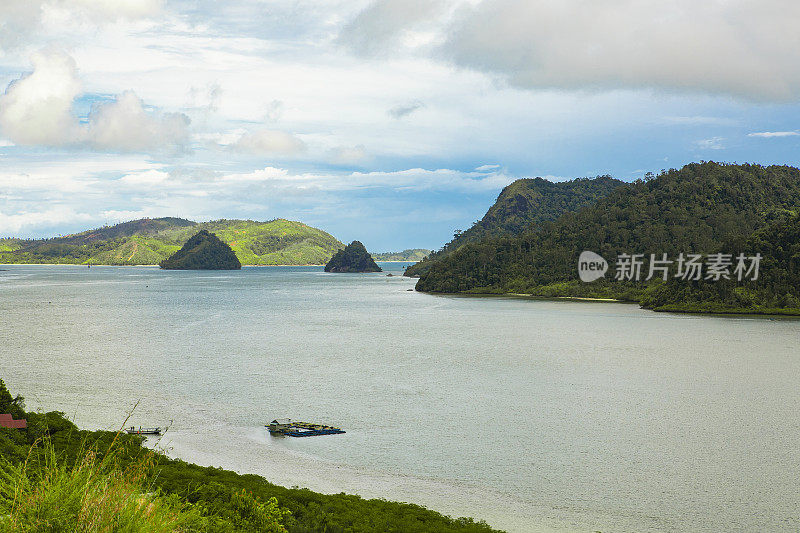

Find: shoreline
<box><xmin>2</xmin><ymin>396</ymin><xmax>506</xmax><ymax>533</ymax></box>
<box><xmin>158</xmin><ymin>428</ymin><xmax>524</xmax><ymax>533</ymax></box>
<box><xmin>430</xmin><ymin>290</ymin><xmax>800</xmax><ymax>318</ymax></box>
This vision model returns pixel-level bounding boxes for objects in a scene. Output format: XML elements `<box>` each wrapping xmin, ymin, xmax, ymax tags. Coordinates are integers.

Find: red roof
<box><xmin>0</xmin><ymin>414</ymin><xmax>27</xmax><ymax>429</ymax></box>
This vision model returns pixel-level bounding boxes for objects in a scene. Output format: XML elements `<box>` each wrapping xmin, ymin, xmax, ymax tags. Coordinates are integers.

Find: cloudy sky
<box><xmin>1</xmin><ymin>0</ymin><xmax>799</xmax><ymax>250</ymax></box>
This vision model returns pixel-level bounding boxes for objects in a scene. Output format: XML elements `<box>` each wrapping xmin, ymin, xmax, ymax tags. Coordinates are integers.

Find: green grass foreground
<box><xmin>0</xmin><ymin>380</ymin><xmax>500</xmax><ymax>533</ymax></box>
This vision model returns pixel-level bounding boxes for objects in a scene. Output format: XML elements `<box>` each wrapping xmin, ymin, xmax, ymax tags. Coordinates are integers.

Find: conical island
<box><xmin>324</xmin><ymin>241</ymin><xmax>382</xmax><ymax>273</ymax></box>
<box><xmin>160</xmin><ymin>230</ymin><xmax>242</xmax><ymax>270</ymax></box>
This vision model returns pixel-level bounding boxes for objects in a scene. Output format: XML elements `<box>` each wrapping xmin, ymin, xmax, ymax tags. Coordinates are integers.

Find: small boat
<box><xmin>266</xmin><ymin>419</ymin><xmax>345</xmax><ymax>437</ymax></box>
<box><xmin>125</xmin><ymin>426</ymin><xmax>162</xmax><ymax>436</ymax></box>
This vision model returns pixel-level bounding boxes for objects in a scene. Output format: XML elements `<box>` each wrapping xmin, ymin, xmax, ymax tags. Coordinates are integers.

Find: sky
<box><xmin>1</xmin><ymin>0</ymin><xmax>800</xmax><ymax>251</ymax></box>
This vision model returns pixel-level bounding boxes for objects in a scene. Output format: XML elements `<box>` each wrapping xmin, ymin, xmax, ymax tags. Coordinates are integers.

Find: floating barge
<box><xmin>267</xmin><ymin>419</ymin><xmax>345</xmax><ymax>437</ymax></box>
<box><xmin>125</xmin><ymin>426</ymin><xmax>162</xmax><ymax>436</ymax></box>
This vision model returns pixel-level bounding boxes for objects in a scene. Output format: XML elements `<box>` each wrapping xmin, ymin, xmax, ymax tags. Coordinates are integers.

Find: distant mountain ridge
<box><xmin>372</xmin><ymin>249</ymin><xmax>431</xmax><ymax>262</ymax></box>
<box><xmin>0</xmin><ymin>218</ymin><xmax>344</xmax><ymax>266</ymax></box>
<box><xmin>405</xmin><ymin>175</ymin><xmax>624</xmax><ymax>276</ymax></box>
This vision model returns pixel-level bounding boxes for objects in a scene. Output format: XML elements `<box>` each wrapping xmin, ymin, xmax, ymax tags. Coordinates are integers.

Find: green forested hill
<box><xmin>405</xmin><ymin>175</ymin><xmax>623</xmax><ymax>276</ymax></box>
<box><xmin>0</xmin><ymin>218</ymin><xmax>343</xmax><ymax>266</ymax></box>
<box><xmin>415</xmin><ymin>162</ymin><xmax>800</xmax><ymax>313</ymax></box>
<box><xmin>160</xmin><ymin>230</ymin><xmax>242</xmax><ymax>270</ymax></box>
<box><xmin>325</xmin><ymin>241</ymin><xmax>382</xmax><ymax>272</ymax></box>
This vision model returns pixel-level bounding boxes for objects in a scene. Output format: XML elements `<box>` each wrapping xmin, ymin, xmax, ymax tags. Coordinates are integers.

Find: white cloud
<box><xmin>0</xmin><ymin>1</ymin><xmax>44</xmax><ymax>50</ymax></box>
<box><xmin>341</xmin><ymin>0</ymin><xmax>800</xmax><ymax>101</ymax></box>
<box><xmin>344</xmin><ymin>167</ymin><xmax>511</xmax><ymax>191</ymax></box>
<box><xmin>0</xmin><ymin>49</ymin><xmax>82</xmax><ymax>145</ymax></box>
<box><xmin>748</xmin><ymin>131</ymin><xmax>800</xmax><ymax>138</ymax></box>
<box><xmin>186</xmin><ymin>83</ymin><xmax>222</xmax><ymax>114</ymax></box>
<box><xmin>0</xmin><ymin>207</ymin><xmax>95</xmax><ymax>235</ymax></box>
<box><xmin>199</xmin><ymin>129</ymin><xmax>307</xmax><ymax>155</ymax></box>
<box><xmin>229</xmin><ymin>129</ymin><xmax>307</xmax><ymax>155</ymax></box>
<box><xmin>88</xmin><ymin>91</ymin><xmax>190</xmax><ymax>153</ymax></box>
<box><xmin>64</xmin><ymin>0</ymin><xmax>163</xmax><ymax>20</ymax></box>
<box><xmin>337</xmin><ymin>0</ymin><xmax>451</xmax><ymax>56</ymax></box>
<box><xmin>220</xmin><ymin>166</ymin><xmax>289</xmax><ymax>183</ymax></box>
<box><xmin>263</xmin><ymin>100</ymin><xmax>284</xmax><ymax>123</ymax></box>
<box><xmin>695</xmin><ymin>137</ymin><xmax>725</xmax><ymax>150</ymax></box>
<box><xmin>212</xmin><ymin>166</ymin><xmax>514</xmax><ymax>193</ymax></box>
<box><xmin>0</xmin><ymin>162</ymin><xmax>512</xmax><ymax>198</ymax></box>
<box><xmin>118</xmin><ymin>169</ymin><xmax>170</xmax><ymax>185</ymax></box>
<box><xmin>388</xmin><ymin>100</ymin><xmax>425</xmax><ymax>119</ymax></box>
<box><xmin>0</xmin><ymin>50</ymin><xmax>190</xmax><ymax>153</ymax></box>
<box><xmin>0</xmin><ymin>0</ymin><xmax>163</xmax><ymax>51</ymax></box>
<box><xmin>328</xmin><ymin>144</ymin><xmax>368</xmax><ymax>165</ymax></box>
<box><xmin>661</xmin><ymin>116</ymin><xmax>738</xmax><ymax>127</ymax></box>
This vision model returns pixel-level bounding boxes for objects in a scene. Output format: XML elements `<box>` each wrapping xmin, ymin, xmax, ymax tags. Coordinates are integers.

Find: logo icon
<box><xmin>578</xmin><ymin>251</ymin><xmax>608</xmax><ymax>282</ymax></box>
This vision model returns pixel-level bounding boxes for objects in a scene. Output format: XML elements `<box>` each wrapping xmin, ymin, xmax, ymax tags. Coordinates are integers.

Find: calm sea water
<box><xmin>1</xmin><ymin>264</ymin><xmax>799</xmax><ymax>532</ymax></box>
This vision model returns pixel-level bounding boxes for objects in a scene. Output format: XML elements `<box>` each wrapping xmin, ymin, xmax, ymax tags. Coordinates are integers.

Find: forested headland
<box><xmin>413</xmin><ymin>162</ymin><xmax>800</xmax><ymax>315</ymax></box>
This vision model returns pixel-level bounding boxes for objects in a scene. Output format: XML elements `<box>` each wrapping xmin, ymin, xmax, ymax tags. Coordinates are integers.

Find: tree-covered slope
<box><xmin>160</xmin><ymin>230</ymin><xmax>242</xmax><ymax>270</ymax></box>
<box><xmin>0</xmin><ymin>239</ymin><xmax>21</xmax><ymax>253</ymax></box>
<box><xmin>638</xmin><ymin>213</ymin><xmax>800</xmax><ymax>314</ymax></box>
<box><xmin>325</xmin><ymin>241</ymin><xmax>382</xmax><ymax>272</ymax></box>
<box><xmin>405</xmin><ymin>175</ymin><xmax>623</xmax><ymax>276</ymax></box>
<box><xmin>197</xmin><ymin>219</ymin><xmax>343</xmax><ymax>265</ymax></box>
<box><xmin>0</xmin><ymin>218</ymin><xmax>343</xmax><ymax>266</ymax></box>
<box><xmin>416</xmin><ymin>162</ymin><xmax>800</xmax><ymax>314</ymax></box>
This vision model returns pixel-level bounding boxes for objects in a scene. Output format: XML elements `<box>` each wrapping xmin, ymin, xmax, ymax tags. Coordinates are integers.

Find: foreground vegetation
<box><xmin>0</xmin><ymin>380</ymin><xmax>499</xmax><ymax>532</ymax></box>
<box><xmin>0</xmin><ymin>218</ymin><xmax>343</xmax><ymax>266</ymax></box>
<box><xmin>415</xmin><ymin>163</ymin><xmax>800</xmax><ymax>315</ymax></box>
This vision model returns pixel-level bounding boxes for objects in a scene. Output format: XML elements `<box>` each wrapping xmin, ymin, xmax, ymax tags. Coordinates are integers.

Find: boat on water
<box><xmin>125</xmin><ymin>426</ymin><xmax>162</xmax><ymax>435</ymax></box>
<box><xmin>266</xmin><ymin>419</ymin><xmax>345</xmax><ymax>437</ymax></box>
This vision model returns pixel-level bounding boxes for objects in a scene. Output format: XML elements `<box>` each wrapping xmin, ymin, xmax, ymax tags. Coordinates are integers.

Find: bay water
<box><xmin>1</xmin><ymin>264</ymin><xmax>799</xmax><ymax>532</ymax></box>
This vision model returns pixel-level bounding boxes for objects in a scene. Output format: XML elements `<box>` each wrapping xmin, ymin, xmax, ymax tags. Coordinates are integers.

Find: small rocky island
<box><xmin>324</xmin><ymin>241</ymin><xmax>382</xmax><ymax>273</ymax></box>
<box><xmin>160</xmin><ymin>230</ymin><xmax>242</xmax><ymax>270</ymax></box>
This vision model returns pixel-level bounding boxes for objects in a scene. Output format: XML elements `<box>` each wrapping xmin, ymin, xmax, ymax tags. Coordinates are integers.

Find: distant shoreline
<box><xmin>507</xmin><ymin>292</ymin><xmax>625</xmax><ymax>303</ymax></box>
<box><xmin>0</xmin><ymin>262</ymin><xmax>415</xmax><ymax>267</ymax></box>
